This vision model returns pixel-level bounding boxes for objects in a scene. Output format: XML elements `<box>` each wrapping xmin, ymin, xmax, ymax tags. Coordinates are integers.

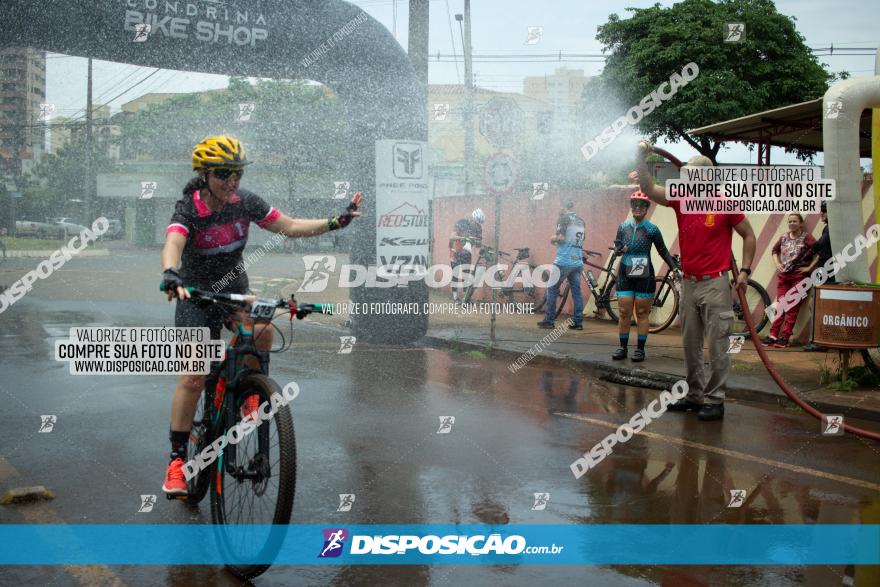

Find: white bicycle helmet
<box><xmin>471</xmin><ymin>208</ymin><xmax>485</xmax><ymax>225</ymax></box>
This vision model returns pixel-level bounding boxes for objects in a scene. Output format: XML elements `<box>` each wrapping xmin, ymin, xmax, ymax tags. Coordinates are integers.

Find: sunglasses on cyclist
<box><xmin>211</xmin><ymin>168</ymin><xmax>244</xmax><ymax>181</ymax></box>
<box><xmin>630</xmin><ymin>201</ymin><xmax>649</xmax><ymax>210</ymax></box>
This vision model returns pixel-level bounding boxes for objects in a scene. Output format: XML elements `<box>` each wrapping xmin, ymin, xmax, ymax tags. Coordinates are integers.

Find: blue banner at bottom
<box><xmin>0</xmin><ymin>525</ymin><xmax>876</xmax><ymax>565</ymax></box>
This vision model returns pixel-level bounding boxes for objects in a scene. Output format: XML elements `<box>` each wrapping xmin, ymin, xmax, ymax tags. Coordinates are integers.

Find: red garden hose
<box><xmin>647</xmin><ymin>145</ymin><xmax>880</xmax><ymax>441</ymax></box>
<box><xmin>729</xmin><ymin>259</ymin><xmax>880</xmax><ymax>441</ymax></box>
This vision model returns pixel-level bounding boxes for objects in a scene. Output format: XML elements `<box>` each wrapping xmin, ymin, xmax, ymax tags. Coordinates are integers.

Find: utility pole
<box><xmin>84</xmin><ymin>57</ymin><xmax>93</xmax><ymax>223</ymax></box>
<box><xmin>874</xmin><ymin>47</ymin><xmax>880</xmax><ymax>281</ymax></box>
<box><xmin>461</xmin><ymin>1</ymin><xmax>474</xmax><ymax>196</ymax></box>
<box><xmin>407</xmin><ymin>0</ymin><xmax>429</xmax><ymax>86</ymax></box>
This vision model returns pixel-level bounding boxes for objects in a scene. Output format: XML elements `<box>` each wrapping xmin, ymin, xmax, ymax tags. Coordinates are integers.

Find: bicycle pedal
<box><xmin>165</xmin><ymin>493</ymin><xmax>188</xmax><ymax>501</ymax></box>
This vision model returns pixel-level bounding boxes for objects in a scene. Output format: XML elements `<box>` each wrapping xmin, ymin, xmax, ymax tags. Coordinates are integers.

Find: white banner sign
<box><xmin>375</xmin><ymin>140</ymin><xmax>430</xmax><ymax>271</ymax></box>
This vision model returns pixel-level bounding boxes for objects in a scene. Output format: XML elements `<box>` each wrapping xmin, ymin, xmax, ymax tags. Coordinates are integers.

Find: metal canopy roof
<box><xmin>688</xmin><ymin>98</ymin><xmax>873</xmax><ymax>157</ymax></box>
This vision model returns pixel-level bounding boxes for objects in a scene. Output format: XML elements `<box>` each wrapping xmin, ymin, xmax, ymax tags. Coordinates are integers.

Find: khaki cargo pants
<box><xmin>680</xmin><ymin>274</ymin><xmax>735</xmax><ymax>405</ymax></box>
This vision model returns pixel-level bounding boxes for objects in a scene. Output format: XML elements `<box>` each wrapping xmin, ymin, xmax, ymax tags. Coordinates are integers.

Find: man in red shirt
<box><xmin>634</xmin><ymin>143</ymin><xmax>756</xmax><ymax>421</ymax></box>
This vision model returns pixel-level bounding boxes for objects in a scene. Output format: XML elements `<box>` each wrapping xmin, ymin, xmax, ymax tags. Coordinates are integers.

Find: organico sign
<box><xmin>123</xmin><ymin>0</ymin><xmax>269</xmax><ymax>47</ymax></box>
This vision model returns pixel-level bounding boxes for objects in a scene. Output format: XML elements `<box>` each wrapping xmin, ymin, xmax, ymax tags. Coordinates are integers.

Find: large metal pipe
<box><xmin>822</xmin><ymin>77</ymin><xmax>880</xmax><ymax>282</ymax></box>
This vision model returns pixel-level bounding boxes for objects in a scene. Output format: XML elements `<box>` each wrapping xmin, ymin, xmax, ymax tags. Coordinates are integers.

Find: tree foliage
<box><xmin>19</xmin><ymin>138</ymin><xmax>114</xmax><ymax>220</ymax></box>
<box><xmin>583</xmin><ymin>0</ymin><xmax>837</xmax><ymax>163</ymax></box>
<box><xmin>117</xmin><ymin>77</ymin><xmax>350</xmax><ymax>183</ymax></box>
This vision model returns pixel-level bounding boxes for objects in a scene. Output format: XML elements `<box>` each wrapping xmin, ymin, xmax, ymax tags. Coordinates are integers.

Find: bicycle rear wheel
<box><xmin>731</xmin><ymin>279</ymin><xmax>771</xmax><ymax>338</ymax></box>
<box><xmin>210</xmin><ymin>374</ymin><xmax>296</xmax><ymax>580</ymax></box>
<box><xmin>862</xmin><ymin>348</ymin><xmax>880</xmax><ymax>376</ymax></box>
<box><xmin>554</xmin><ymin>283</ymin><xmax>571</xmax><ymax>317</ymax></box>
<box><xmin>648</xmin><ymin>275</ymin><xmax>680</xmax><ymax>333</ymax></box>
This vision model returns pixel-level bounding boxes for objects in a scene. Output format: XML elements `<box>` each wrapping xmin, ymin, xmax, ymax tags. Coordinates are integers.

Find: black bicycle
<box><xmin>160</xmin><ymin>285</ymin><xmax>331</xmax><ymax>580</ymax></box>
<box><xmin>457</xmin><ymin>244</ymin><xmax>540</xmax><ymax>306</ymax></box>
<box><xmin>536</xmin><ymin>244</ymin><xmax>623</xmax><ymax>323</ymax></box>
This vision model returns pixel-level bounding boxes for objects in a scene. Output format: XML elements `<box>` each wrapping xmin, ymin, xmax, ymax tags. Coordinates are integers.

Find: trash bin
<box><xmin>813</xmin><ymin>284</ymin><xmax>880</xmax><ymax>349</ymax></box>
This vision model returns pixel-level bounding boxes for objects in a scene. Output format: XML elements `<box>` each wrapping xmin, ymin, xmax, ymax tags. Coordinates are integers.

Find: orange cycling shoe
<box><xmin>162</xmin><ymin>457</ymin><xmax>187</xmax><ymax>495</ymax></box>
<box><xmin>241</xmin><ymin>394</ymin><xmax>261</xmax><ymax>421</ymax></box>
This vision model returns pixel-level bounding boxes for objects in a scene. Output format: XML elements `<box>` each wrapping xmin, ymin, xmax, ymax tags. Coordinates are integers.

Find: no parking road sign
<box><xmin>482</xmin><ymin>153</ymin><xmax>518</xmax><ymax>196</ymax></box>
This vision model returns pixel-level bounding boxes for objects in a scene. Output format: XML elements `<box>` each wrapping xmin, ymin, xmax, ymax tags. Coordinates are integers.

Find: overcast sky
<box><xmin>45</xmin><ymin>0</ymin><xmax>878</xmax><ymax>166</ymax></box>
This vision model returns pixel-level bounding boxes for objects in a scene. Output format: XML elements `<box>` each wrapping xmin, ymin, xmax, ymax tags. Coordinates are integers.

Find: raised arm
<box><xmin>636</xmin><ymin>141</ymin><xmax>669</xmax><ymax>206</ymax></box>
<box><xmin>265</xmin><ymin>192</ymin><xmax>362</xmax><ymax>237</ymax></box>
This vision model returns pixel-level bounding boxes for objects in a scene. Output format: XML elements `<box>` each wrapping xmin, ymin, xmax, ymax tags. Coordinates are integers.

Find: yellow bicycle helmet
<box><xmin>191</xmin><ymin>135</ymin><xmax>252</xmax><ymax>170</ymax></box>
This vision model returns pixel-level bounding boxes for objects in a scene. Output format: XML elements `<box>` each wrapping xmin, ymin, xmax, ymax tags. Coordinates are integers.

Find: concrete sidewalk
<box><xmin>422</xmin><ymin>309</ymin><xmax>880</xmax><ymax>424</ymax></box>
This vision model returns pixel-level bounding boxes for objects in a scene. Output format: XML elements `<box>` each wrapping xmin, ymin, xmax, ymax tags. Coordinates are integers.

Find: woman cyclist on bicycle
<box><xmin>160</xmin><ymin>135</ymin><xmax>361</xmax><ymax>495</ymax></box>
<box><xmin>612</xmin><ymin>191</ymin><xmax>678</xmax><ymax>362</ymax></box>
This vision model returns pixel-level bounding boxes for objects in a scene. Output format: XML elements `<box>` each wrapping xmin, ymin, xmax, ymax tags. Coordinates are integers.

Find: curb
<box><xmin>422</xmin><ymin>333</ymin><xmax>880</xmax><ymax>424</ymax></box>
<box><xmin>4</xmin><ymin>249</ymin><xmax>110</xmax><ymax>258</ymax></box>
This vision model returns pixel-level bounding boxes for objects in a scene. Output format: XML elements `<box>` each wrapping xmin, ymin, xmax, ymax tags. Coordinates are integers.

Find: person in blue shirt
<box><xmin>612</xmin><ymin>191</ymin><xmax>678</xmax><ymax>362</ymax></box>
<box><xmin>538</xmin><ymin>200</ymin><xmax>585</xmax><ymax>330</ymax></box>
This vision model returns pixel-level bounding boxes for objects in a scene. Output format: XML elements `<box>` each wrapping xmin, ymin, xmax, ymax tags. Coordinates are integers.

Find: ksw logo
<box><xmin>380</xmin><ymin>237</ymin><xmax>429</xmax><ymax>247</ymax></box>
<box><xmin>393</xmin><ymin>143</ymin><xmax>423</xmax><ymax>178</ymax></box>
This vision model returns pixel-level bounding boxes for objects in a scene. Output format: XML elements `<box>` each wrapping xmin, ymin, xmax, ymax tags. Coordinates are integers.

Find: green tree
<box><xmin>584</xmin><ymin>0</ymin><xmax>838</xmax><ymax>163</ymax></box>
<box><xmin>115</xmin><ymin>78</ymin><xmax>350</xmax><ymax>202</ymax></box>
<box><xmin>19</xmin><ymin>136</ymin><xmax>113</xmax><ymax>221</ymax></box>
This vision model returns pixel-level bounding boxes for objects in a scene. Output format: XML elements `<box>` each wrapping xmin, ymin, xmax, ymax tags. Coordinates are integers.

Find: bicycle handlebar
<box><xmin>159</xmin><ymin>283</ymin><xmax>332</xmax><ymax>319</ymax></box>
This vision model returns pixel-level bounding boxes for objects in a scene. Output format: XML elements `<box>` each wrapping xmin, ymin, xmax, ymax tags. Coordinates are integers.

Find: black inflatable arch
<box><xmin>1</xmin><ymin>0</ymin><xmax>428</xmax><ymax>342</ymax></box>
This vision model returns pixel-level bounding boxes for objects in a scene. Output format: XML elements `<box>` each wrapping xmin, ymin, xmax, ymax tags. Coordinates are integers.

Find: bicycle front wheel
<box><xmin>210</xmin><ymin>374</ymin><xmax>296</xmax><ymax>580</ymax></box>
<box><xmin>731</xmin><ymin>279</ymin><xmax>772</xmax><ymax>337</ymax></box>
<box><xmin>648</xmin><ymin>275</ymin><xmax>680</xmax><ymax>333</ymax></box>
<box><xmin>185</xmin><ymin>385</ymin><xmax>214</xmax><ymax>505</ymax></box>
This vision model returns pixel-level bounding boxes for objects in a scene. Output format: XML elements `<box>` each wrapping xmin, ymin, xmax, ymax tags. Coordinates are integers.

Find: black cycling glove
<box><xmin>162</xmin><ymin>268</ymin><xmax>184</xmax><ymax>294</ymax></box>
<box><xmin>328</xmin><ymin>191</ymin><xmax>362</xmax><ymax>231</ymax></box>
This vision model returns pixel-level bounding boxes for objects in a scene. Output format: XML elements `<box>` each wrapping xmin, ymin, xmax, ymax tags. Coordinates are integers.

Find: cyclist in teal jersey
<box><xmin>612</xmin><ymin>191</ymin><xmax>678</xmax><ymax>362</ymax></box>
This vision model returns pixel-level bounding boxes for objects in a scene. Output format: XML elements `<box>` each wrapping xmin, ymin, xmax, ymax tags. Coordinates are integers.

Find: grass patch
<box><xmin>463</xmin><ymin>350</ymin><xmax>487</xmax><ymax>359</ymax></box>
<box><xmin>818</xmin><ymin>354</ymin><xmax>879</xmax><ymax>390</ymax></box>
<box><xmin>4</xmin><ymin>237</ymin><xmax>66</xmax><ymax>250</ymax></box>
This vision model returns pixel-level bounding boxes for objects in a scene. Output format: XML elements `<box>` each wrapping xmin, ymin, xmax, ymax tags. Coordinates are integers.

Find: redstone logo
<box><xmin>377</xmin><ymin>202</ymin><xmax>429</xmax><ymax>228</ymax></box>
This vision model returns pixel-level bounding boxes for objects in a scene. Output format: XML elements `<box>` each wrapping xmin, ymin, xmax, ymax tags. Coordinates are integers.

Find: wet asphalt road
<box><xmin>1</xmin><ymin>251</ymin><xmax>878</xmax><ymax>586</ymax></box>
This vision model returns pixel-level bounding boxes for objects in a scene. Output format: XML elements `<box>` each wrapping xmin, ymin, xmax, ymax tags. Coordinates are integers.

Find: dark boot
<box><xmin>698</xmin><ymin>403</ymin><xmax>725</xmax><ymax>421</ymax></box>
<box><xmin>631</xmin><ymin>348</ymin><xmax>645</xmax><ymax>362</ymax></box>
<box><xmin>612</xmin><ymin>347</ymin><xmax>628</xmax><ymax>360</ymax></box>
<box><xmin>667</xmin><ymin>398</ymin><xmax>702</xmax><ymax>412</ymax></box>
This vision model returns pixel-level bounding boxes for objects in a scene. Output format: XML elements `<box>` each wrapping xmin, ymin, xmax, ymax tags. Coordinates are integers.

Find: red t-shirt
<box><xmin>669</xmin><ymin>199</ymin><xmax>745</xmax><ymax>276</ymax></box>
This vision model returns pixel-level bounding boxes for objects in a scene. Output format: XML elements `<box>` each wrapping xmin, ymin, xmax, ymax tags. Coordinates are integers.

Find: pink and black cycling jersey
<box><xmin>165</xmin><ymin>188</ymin><xmax>281</xmax><ymax>291</ymax></box>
